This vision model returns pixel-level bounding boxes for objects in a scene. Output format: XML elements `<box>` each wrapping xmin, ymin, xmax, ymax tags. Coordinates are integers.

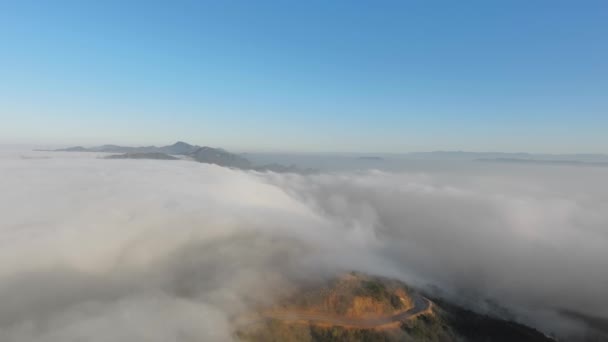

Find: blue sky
<box><xmin>1</xmin><ymin>0</ymin><xmax>606</xmax><ymax>153</ymax></box>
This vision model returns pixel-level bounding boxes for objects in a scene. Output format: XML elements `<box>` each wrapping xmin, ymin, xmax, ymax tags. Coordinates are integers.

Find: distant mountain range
<box><xmin>187</xmin><ymin>146</ymin><xmax>252</xmax><ymax>169</ymax></box>
<box><xmin>46</xmin><ymin>141</ymin><xmax>200</xmax><ymax>155</ymax></box>
<box><xmin>358</xmin><ymin>156</ymin><xmax>384</xmax><ymax>161</ymax></box>
<box><xmin>105</xmin><ymin>152</ymin><xmax>179</xmax><ymax>160</ymax></box>
<box><xmin>406</xmin><ymin>151</ymin><xmax>608</xmax><ymax>162</ymax></box>
<box><xmin>476</xmin><ymin>158</ymin><xmax>608</xmax><ymax>167</ymax></box>
<box><xmin>42</xmin><ymin>142</ymin><xmax>315</xmax><ymax>173</ymax></box>
<box><xmin>43</xmin><ymin>143</ymin><xmax>608</xmax><ymax>170</ymax></box>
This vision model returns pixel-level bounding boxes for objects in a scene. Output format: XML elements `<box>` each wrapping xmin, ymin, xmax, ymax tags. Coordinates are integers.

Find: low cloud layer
<box><xmin>1</xmin><ymin>151</ymin><xmax>607</xmax><ymax>340</ymax></box>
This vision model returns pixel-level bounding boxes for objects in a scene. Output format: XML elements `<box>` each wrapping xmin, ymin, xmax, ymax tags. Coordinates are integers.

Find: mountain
<box><xmin>44</xmin><ymin>141</ymin><xmax>315</xmax><ymax>173</ymax></box>
<box><xmin>253</xmin><ymin>163</ymin><xmax>317</xmax><ymax>174</ymax></box>
<box><xmin>406</xmin><ymin>151</ymin><xmax>608</xmax><ymax>163</ymax></box>
<box><xmin>159</xmin><ymin>141</ymin><xmax>199</xmax><ymax>155</ymax></box>
<box><xmin>358</xmin><ymin>156</ymin><xmax>384</xmax><ymax>161</ymax></box>
<box><xmin>560</xmin><ymin>310</ymin><xmax>608</xmax><ymax>341</ymax></box>
<box><xmin>187</xmin><ymin>146</ymin><xmax>252</xmax><ymax>169</ymax></box>
<box><xmin>48</xmin><ymin>141</ymin><xmax>198</xmax><ymax>154</ymax></box>
<box><xmin>62</xmin><ymin>146</ymin><xmax>89</xmax><ymax>152</ymax></box>
<box><xmin>44</xmin><ymin>146</ymin><xmax>608</xmax><ymax>164</ymax></box>
<box><xmin>95</xmin><ymin>144</ymin><xmax>140</xmax><ymax>153</ymax></box>
<box><xmin>476</xmin><ymin>158</ymin><xmax>608</xmax><ymax>167</ymax></box>
<box><xmin>235</xmin><ymin>273</ymin><xmax>555</xmax><ymax>342</ymax></box>
<box><xmin>105</xmin><ymin>152</ymin><xmax>178</xmax><ymax>160</ymax></box>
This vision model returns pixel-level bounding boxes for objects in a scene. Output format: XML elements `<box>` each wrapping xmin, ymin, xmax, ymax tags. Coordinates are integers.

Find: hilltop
<box><xmin>235</xmin><ymin>273</ymin><xmax>555</xmax><ymax>342</ymax></box>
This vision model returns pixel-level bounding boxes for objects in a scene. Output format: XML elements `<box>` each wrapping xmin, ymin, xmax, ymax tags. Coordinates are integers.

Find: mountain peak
<box><xmin>171</xmin><ymin>141</ymin><xmax>192</xmax><ymax>147</ymax></box>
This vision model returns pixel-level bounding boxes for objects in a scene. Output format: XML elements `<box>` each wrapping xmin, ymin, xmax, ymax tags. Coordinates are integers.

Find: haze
<box><xmin>1</xmin><ymin>1</ymin><xmax>607</xmax><ymax>341</ymax></box>
<box><xmin>0</xmin><ymin>149</ymin><xmax>606</xmax><ymax>340</ymax></box>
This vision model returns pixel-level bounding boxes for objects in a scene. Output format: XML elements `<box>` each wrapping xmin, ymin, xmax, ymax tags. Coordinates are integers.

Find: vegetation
<box><xmin>238</xmin><ymin>320</ymin><xmax>405</xmax><ymax>342</ymax></box>
<box><xmin>353</xmin><ymin>280</ymin><xmax>404</xmax><ymax>310</ymax></box>
<box><xmin>399</xmin><ymin>314</ymin><xmax>455</xmax><ymax>342</ymax></box>
<box><xmin>236</xmin><ymin>274</ymin><xmax>557</xmax><ymax>342</ymax></box>
<box><xmin>358</xmin><ymin>280</ymin><xmax>388</xmax><ymax>301</ymax></box>
<box><xmin>310</xmin><ymin>326</ymin><xmax>396</xmax><ymax>342</ymax></box>
<box><xmin>430</xmin><ymin>297</ymin><xmax>555</xmax><ymax>342</ymax></box>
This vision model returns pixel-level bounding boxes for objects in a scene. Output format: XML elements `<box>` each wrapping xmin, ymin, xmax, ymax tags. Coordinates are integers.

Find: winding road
<box><xmin>235</xmin><ymin>294</ymin><xmax>432</xmax><ymax>330</ymax></box>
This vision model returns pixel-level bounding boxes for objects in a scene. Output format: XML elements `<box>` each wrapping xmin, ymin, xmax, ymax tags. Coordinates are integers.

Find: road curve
<box><xmin>235</xmin><ymin>294</ymin><xmax>432</xmax><ymax>330</ymax></box>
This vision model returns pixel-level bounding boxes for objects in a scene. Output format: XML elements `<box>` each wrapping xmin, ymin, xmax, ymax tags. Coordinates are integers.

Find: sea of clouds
<box><xmin>1</xmin><ymin>150</ymin><xmax>607</xmax><ymax>341</ymax></box>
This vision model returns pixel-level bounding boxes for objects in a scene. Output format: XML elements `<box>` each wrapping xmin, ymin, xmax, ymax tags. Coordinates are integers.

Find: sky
<box><xmin>0</xmin><ymin>0</ymin><xmax>607</xmax><ymax>153</ymax></box>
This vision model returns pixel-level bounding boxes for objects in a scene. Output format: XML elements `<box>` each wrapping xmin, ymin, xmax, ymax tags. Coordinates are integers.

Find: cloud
<box><xmin>0</xmin><ymin>152</ymin><xmax>607</xmax><ymax>340</ymax></box>
<box><xmin>261</xmin><ymin>168</ymin><xmax>608</xmax><ymax>337</ymax></box>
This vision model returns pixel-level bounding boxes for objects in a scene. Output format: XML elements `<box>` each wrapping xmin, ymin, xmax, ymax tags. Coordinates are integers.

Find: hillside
<box><xmin>235</xmin><ymin>273</ymin><xmax>555</xmax><ymax>342</ymax></box>
<box><xmin>188</xmin><ymin>146</ymin><xmax>252</xmax><ymax>169</ymax></box>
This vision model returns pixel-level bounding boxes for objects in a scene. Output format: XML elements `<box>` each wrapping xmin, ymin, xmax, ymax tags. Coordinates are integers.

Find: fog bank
<box><xmin>1</xmin><ymin>151</ymin><xmax>607</xmax><ymax>340</ymax></box>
